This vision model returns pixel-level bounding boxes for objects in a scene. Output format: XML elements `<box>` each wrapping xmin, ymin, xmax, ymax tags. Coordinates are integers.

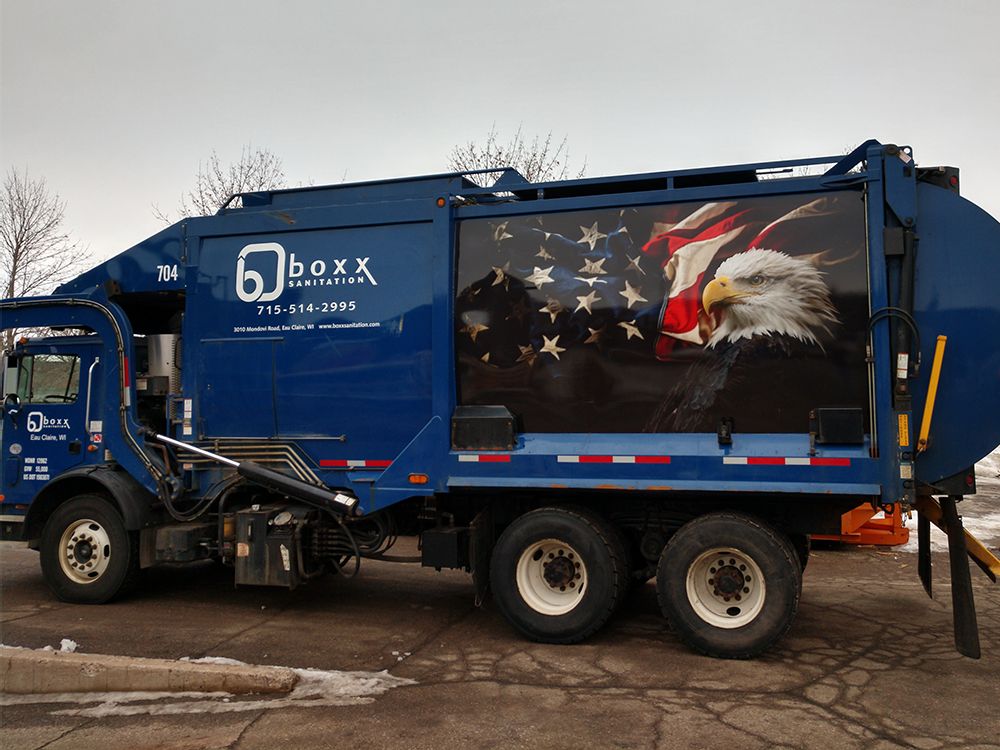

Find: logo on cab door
<box><xmin>26</xmin><ymin>412</ymin><xmax>71</xmax><ymax>433</ymax></box>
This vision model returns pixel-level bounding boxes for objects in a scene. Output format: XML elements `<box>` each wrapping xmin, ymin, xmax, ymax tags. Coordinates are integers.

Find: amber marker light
<box><xmin>408</xmin><ymin>473</ymin><xmax>429</xmax><ymax>485</ymax></box>
<box><xmin>436</xmin><ymin>197</ymin><xmax>446</xmax><ymax>207</ymax></box>
<box><xmin>87</xmin><ymin>445</ymin><xmax>99</xmax><ymax>452</ymax></box>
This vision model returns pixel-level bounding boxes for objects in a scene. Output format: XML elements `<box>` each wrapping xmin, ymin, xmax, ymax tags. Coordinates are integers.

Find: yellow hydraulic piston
<box><xmin>917</xmin><ymin>335</ymin><xmax>947</xmax><ymax>453</ymax></box>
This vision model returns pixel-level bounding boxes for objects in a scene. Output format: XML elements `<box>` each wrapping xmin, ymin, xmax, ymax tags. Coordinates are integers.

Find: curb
<box><xmin>0</xmin><ymin>647</ymin><xmax>298</xmax><ymax>695</ymax></box>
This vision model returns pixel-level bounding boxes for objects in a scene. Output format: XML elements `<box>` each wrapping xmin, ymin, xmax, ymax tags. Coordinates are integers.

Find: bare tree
<box><xmin>1</xmin><ymin>168</ymin><xmax>87</xmax><ymax>349</ymax></box>
<box><xmin>448</xmin><ymin>125</ymin><xmax>586</xmax><ymax>187</ymax></box>
<box><xmin>154</xmin><ymin>144</ymin><xmax>286</xmax><ymax>223</ymax></box>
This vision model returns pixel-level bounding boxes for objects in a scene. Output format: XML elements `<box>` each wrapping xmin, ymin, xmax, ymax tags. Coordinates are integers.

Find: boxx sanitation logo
<box><xmin>236</xmin><ymin>242</ymin><xmax>377</xmax><ymax>303</ymax></box>
<box><xmin>26</xmin><ymin>411</ymin><xmax>70</xmax><ymax>433</ymax></box>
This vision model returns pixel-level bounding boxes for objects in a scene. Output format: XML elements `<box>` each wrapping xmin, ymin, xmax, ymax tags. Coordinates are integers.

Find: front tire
<box><xmin>39</xmin><ymin>494</ymin><xmax>140</xmax><ymax>604</ymax></box>
<box><xmin>490</xmin><ymin>507</ymin><xmax>626</xmax><ymax>643</ymax></box>
<box><xmin>656</xmin><ymin>512</ymin><xmax>800</xmax><ymax>658</ymax></box>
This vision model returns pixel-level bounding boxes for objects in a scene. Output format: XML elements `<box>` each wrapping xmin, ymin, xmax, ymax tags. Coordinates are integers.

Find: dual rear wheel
<box><xmin>490</xmin><ymin>507</ymin><xmax>800</xmax><ymax>658</ymax></box>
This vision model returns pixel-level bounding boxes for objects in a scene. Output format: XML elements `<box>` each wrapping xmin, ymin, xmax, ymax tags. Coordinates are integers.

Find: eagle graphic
<box><xmin>646</xmin><ymin>248</ymin><xmax>840</xmax><ymax>433</ymax></box>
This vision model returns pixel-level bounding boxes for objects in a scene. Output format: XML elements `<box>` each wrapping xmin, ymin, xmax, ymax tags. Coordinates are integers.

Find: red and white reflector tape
<box><xmin>557</xmin><ymin>455</ymin><xmax>671</xmax><ymax>464</ymax></box>
<box><xmin>320</xmin><ymin>459</ymin><xmax>392</xmax><ymax>469</ymax></box>
<box><xmin>457</xmin><ymin>454</ymin><xmax>511</xmax><ymax>463</ymax></box>
<box><xmin>723</xmin><ymin>457</ymin><xmax>851</xmax><ymax>466</ymax></box>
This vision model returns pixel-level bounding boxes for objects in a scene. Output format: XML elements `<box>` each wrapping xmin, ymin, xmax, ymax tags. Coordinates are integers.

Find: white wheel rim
<box><xmin>685</xmin><ymin>547</ymin><xmax>765</xmax><ymax>629</ymax></box>
<box><xmin>58</xmin><ymin>519</ymin><xmax>112</xmax><ymax>584</ymax></box>
<box><xmin>515</xmin><ymin>538</ymin><xmax>588</xmax><ymax>616</ymax></box>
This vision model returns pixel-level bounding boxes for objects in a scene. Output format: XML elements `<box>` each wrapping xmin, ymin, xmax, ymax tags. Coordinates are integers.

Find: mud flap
<box><xmin>469</xmin><ymin>508</ymin><xmax>494</xmax><ymax>607</ymax></box>
<box><xmin>918</xmin><ymin>511</ymin><xmax>932</xmax><ymax>598</ymax></box>
<box><xmin>939</xmin><ymin>495</ymin><xmax>980</xmax><ymax>659</ymax></box>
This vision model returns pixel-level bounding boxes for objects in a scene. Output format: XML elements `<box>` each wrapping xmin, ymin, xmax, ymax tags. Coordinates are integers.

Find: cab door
<box><xmin>1</xmin><ymin>352</ymin><xmax>92</xmax><ymax>506</ymax></box>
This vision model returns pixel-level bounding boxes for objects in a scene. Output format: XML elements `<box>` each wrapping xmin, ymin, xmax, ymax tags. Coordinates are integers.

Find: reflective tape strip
<box><xmin>319</xmin><ymin>459</ymin><xmax>392</xmax><ymax>468</ymax></box>
<box><xmin>458</xmin><ymin>454</ymin><xmax>511</xmax><ymax>463</ymax></box>
<box><xmin>723</xmin><ymin>457</ymin><xmax>851</xmax><ymax>466</ymax></box>
<box><xmin>558</xmin><ymin>455</ymin><xmax>671</xmax><ymax>464</ymax></box>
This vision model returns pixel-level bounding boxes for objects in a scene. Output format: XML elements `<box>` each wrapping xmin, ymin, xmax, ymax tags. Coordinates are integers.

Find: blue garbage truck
<box><xmin>2</xmin><ymin>140</ymin><xmax>999</xmax><ymax>658</ymax></box>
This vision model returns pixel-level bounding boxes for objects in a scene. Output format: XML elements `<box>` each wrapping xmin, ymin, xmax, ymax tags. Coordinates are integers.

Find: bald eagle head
<box><xmin>702</xmin><ymin>248</ymin><xmax>838</xmax><ymax>348</ymax></box>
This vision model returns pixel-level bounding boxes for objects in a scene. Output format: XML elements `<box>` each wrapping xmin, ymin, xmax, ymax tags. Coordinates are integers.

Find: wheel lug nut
<box><xmin>708</xmin><ymin>578</ymin><xmax>715</xmax><ymax>585</ymax></box>
<box><xmin>710</xmin><ymin>567</ymin><xmax>716</xmax><ymax>574</ymax></box>
<box><xmin>735</xmin><ymin>594</ymin><xmax>741</xmax><ymax>601</ymax></box>
<box><xmin>560</xmin><ymin>586</ymin><xmax>566</xmax><ymax>591</ymax></box>
<box><xmin>569</xmin><ymin>582</ymin><xmax>576</xmax><ymax>588</ymax></box>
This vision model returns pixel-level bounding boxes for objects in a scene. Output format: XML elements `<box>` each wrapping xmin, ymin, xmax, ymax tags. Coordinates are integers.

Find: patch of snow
<box><xmin>0</xmin><ymin>653</ymin><xmax>416</xmax><ymax>718</ymax></box>
<box><xmin>179</xmin><ymin>656</ymin><xmax>245</xmax><ymax>666</ymax></box>
<box><xmin>60</xmin><ymin>639</ymin><xmax>78</xmax><ymax>653</ymax></box>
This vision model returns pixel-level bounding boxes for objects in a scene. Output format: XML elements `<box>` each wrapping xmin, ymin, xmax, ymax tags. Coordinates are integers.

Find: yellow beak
<box><xmin>702</xmin><ymin>276</ymin><xmax>741</xmax><ymax>314</ymax></box>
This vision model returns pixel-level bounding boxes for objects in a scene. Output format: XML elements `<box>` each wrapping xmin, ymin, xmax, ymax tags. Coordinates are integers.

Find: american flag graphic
<box><xmin>454</xmin><ymin>192</ymin><xmax>867</xmax><ymax>433</ymax></box>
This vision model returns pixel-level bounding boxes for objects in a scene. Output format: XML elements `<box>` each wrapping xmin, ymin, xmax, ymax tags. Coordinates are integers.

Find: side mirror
<box><xmin>3</xmin><ymin>392</ymin><xmax>20</xmax><ymax>424</ymax></box>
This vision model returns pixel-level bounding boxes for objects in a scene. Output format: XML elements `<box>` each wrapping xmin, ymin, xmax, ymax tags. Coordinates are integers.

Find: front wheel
<box><xmin>656</xmin><ymin>512</ymin><xmax>801</xmax><ymax>658</ymax></box>
<box><xmin>39</xmin><ymin>494</ymin><xmax>140</xmax><ymax>604</ymax></box>
<box><xmin>490</xmin><ymin>507</ymin><xmax>626</xmax><ymax>643</ymax></box>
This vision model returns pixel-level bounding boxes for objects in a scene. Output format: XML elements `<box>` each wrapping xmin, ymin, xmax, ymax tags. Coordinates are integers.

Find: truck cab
<box><xmin>2</xmin><ymin>337</ymin><xmax>105</xmax><ymax>514</ymax></box>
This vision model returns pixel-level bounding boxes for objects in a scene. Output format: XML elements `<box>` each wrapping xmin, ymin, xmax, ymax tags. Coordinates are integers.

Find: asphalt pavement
<box><xmin>1</xmin><ymin>499</ymin><xmax>999</xmax><ymax>750</ymax></box>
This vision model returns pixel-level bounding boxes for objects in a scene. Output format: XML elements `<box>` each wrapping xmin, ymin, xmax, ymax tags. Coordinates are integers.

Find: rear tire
<box><xmin>39</xmin><ymin>494</ymin><xmax>140</xmax><ymax>604</ymax></box>
<box><xmin>490</xmin><ymin>507</ymin><xmax>626</xmax><ymax>643</ymax></box>
<box><xmin>656</xmin><ymin>512</ymin><xmax>800</xmax><ymax>658</ymax></box>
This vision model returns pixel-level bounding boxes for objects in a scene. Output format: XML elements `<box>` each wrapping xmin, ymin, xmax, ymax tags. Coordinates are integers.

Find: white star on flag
<box><xmin>578</xmin><ymin>257</ymin><xmax>608</xmax><ymax>275</ymax></box>
<box><xmin>574</xmin><ymin>275</ymin><xmax>608</xmax><ymax>287</ymax></box>
<box><xmin>619</xmin><ymin>280</ymin><xmax>648</xmax><ymax>309</ymax></box>
<box><xmin>524</xmin><ymin>266</ymin><xmax>555</xmax><ymax>288</ymax></box>
<box><xmin>493</xmin><ymin>222</ymin><xmax>513</xmax><ymax>242</ymax></box>
<box><xmin>462</xmin><ymin>323</ymin><xmax>489</xmax><ymax>342</ymax></box>
<box><xmin>584</xmin><ymin>326</ymin><xmax>605</xmax><ymax>345</ymax></box>
<box><xmin>625</xmin><ymin>254</ymin><xmax>646</xmax><ymax>275</ymax></box>
<box><xmin>577</xmin><ymin>222</ymin><xmax>608</xmax><ymax>251</ymax></box>
<box><xmin>539</xmin><ymin>299</ymin><xmax>564</xmax><ymax>323</ymax></box>
<box><xmin>491</xmin><ymin>262</ymin><xmax>510</xmax><ymax>286</ymax></box>
<box><xmin>618</xmin><ymin>319</ymin><xmax>644</xmax><ymax>340</ymax></box>
<box><xmin>540</xmin><ymin>334</ymin><xmax>567</xmax><ymax>360</ymax></box>
<box><xmin>574</xmin><ymin>290</ymin><xmax>601</xmax><ymax>314</ymax></box>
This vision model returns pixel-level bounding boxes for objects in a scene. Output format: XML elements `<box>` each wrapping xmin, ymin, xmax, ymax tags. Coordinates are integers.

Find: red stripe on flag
<box><xmin>478</xmin><ymin>454</ymin><xmax>511</xmax><ymax>463</ymax></box>
<box><xmin>746</xmin><ymin>457</ymin><xmax>785</xmax><ymax>465</ymax></box>
<box><xmin>810</xmin><ymin>457</ymin><xmax>851</xmax><ymax>466</ymax></box>
<box><xmin>579</xmin><ymin>455</ymin><xmax>613</xmax><ymax>463</ymax></box>
<box><xmin>635</xmin><ymin>456</ymin><xmax>671</xmax><ymax>464</ymax></box>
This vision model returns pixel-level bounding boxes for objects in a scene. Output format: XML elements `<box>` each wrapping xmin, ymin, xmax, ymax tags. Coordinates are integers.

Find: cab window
<box><xmin>16</xmin><ymin>355</ymin><xmax>80</xmax><ymax>404</ymax></box>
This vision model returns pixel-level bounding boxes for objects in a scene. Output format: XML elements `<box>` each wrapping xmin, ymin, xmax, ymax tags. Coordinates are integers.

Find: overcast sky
<box><xmin>2</xmin><ymin>0</ymin><xmax>998</xmax><ymax>262</ymax></box>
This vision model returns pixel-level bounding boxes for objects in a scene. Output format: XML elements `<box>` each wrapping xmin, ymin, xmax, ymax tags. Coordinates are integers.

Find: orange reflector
<box><xmin>409</xmin><ymin>473</ymin><xmax>429</xmax><ymax>485</ymax></box>
<box><xmin>87</xmin><ymin>444</ymin><xmax>99</xmax><ymax>452</ymax></box>
<box><xmin>436</xmin><ymin>197</ymin><xmax>446</xmax><ymax>207</ymax></box>
<box><xmin>0</xmin><ymin>495</ymin><xmax>5</xmax><ymax>502</ymax></box>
